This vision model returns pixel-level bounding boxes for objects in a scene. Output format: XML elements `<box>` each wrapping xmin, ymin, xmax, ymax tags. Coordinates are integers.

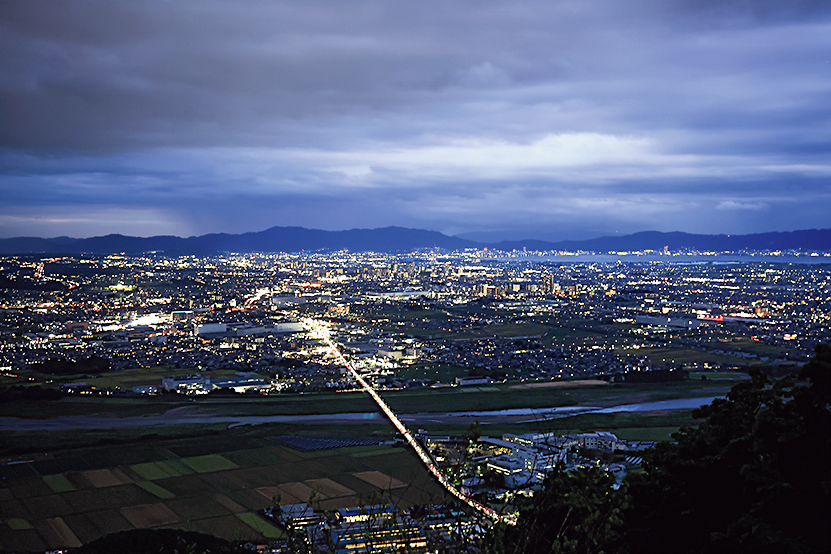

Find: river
<box><xmin>0</xmin><ymin>395</ymin><xmax>722</xmax><ymax>432</ymax></box>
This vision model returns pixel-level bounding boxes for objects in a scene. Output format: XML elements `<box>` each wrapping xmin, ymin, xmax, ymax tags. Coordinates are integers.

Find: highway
<box><xmin>306</xmin><ymin>318</ymin><xmax>517</xmax><ymax>526</ymax></box>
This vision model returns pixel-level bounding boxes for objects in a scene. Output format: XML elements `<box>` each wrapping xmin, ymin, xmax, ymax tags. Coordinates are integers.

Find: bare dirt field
<box><xmin>353</xmin><ymin>471</ymin><xmax>407</xmax><ymax>489</ymax></box>
<box><xmin>120</xmin><ymin>503</ymin><xmax>179</xmax><ymax>528</ymax></box>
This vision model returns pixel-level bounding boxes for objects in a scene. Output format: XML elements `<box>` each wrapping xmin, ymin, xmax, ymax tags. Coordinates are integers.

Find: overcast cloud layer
<box><xmin>2</xmin><ymin>0</ymin><xmax>830</xmax><ymax>240</ymax></box>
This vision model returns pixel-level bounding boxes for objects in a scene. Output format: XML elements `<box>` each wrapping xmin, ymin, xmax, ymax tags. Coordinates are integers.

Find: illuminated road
<box><xmin>305</xmin><ymin>318</ymin><xmax>517</xmax><ymax>526</ymax></box>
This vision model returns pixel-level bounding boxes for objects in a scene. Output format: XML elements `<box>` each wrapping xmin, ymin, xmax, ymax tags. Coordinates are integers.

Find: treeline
<box><xmin>601</xmin><ymin>368</ymin><xmax>688</xmax><ymax>383</ymax></box>
<box><xmin>27</xmin><ymin>355</ymin><xmax>110</xmax><ymax>375</ymax></box>
<box><xmin>487</xmin><ymin>344</ymin><xmax>831</xmax><ymax>554</ymax></box>
<box><xmin>73</xmin><ymin>529</ymin><xmax>250</xmax><ymax>554</ymax></box>
<box><xmin>0</xmin><ymin>384</ymin><xmax>63</xmax><ymax>401</ymax></box>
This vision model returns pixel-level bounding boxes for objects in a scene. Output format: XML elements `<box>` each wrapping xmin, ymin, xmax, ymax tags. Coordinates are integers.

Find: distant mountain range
<box><xmin>1</xmin><ymin>226</ymin><xmax>830</xmax><ymax>255</ymax></box>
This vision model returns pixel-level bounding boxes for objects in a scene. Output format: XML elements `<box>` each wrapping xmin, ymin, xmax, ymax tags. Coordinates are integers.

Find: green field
<box><xmin>410</xmin><ymin>409</ymin><xmax>698</xmax><ymax>442</ymax></box>
<box><xmin>78</xmin><ymin>367</ymin><xmax>243</xmax><ymax>390</ymax></box>
<box><xmin>396</xmin><ymin>363</ymin><xmax>470</xmax><ymax>383</ymax></box>
<box><xmin>137</xmin><ymin>480</ymin><xmax>176</xmax><ymax>499</ymax></box>
<box><xmin>131</xmin><ymin>461</ymin><xmax>187</xmax><ymax>480</ymax></box>
<box><xmin>42</xmin><ymin>474</ymin><xmax>76</xmax><ymax>492</ymax></box>
<box><xmin>180</xmin><ymin>454</ymin><xmax>239</xmax><ymax>473</ymax></box>
<box><xmin>235</xmin><ymin>513</ymin><xmax>285</xmax><ymax>539</ymax></box>
<box><xmin>627</xmin><ymin>347</ymin><xmax>764</xmax><ymax>367</ymax></box>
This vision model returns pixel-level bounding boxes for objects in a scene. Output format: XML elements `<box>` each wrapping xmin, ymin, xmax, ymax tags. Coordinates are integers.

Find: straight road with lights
<box><xmin>305</xmin><ymin>318</ymin><xmax>517</xmax><ymax>526</ymax></box>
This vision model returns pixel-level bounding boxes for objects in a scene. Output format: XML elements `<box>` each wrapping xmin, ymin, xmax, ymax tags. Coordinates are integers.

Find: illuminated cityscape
<box><xmin>2</xmin><ymin>246</ymin><xmax>829</xmax><ymax>551</ymax></box>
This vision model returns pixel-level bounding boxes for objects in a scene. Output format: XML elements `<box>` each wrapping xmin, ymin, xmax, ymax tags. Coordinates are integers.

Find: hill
<box><xmin>0</xmin><ymin>226</ymin><xmax>829</xmax><ymax>255</ymax></box>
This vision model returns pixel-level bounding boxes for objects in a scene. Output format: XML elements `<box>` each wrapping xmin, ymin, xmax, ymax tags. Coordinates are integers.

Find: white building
<box><xmin>161</xmin><ymin>374</ymin><xmax>211</xmax><ymax>394</ymax></box>
<box><xmin>573</xmin><ymin>431</ymin><xmax>623</xmax><ymax>452</ymax></box>
<box><xmin>194</xmin><ymin>322</ymin><xmax>227</xmax><ymax>336</ymax></box>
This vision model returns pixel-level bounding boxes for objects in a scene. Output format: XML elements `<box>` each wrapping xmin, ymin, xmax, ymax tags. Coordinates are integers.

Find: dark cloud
<box><xmin>1</xmin><ymin>0</ymin><xmax>830</xmax><ymax>239</ymax></box>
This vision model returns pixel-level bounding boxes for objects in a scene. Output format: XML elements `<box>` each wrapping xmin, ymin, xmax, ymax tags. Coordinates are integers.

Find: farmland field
<box><xmin>0</xmin><ymin>427</ymin><xmax>447</xmax><ymax>552</ymax></box>
<box><xmin>0</xmin><ymin>367</ymin><xmax>747</xmax><ymax>551</ymax></box>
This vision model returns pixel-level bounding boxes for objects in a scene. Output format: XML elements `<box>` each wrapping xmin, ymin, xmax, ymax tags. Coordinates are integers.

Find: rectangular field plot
<box><xmin>6</xmin><ymin>518</ymin><xmax>33</xmax><ymax>530</ymax></box>
<box><xmin>33</xmin><ymin>456</ymin><xmax>91</xmax><ymax>476</ymax></box>
<box><xmin>389</xmin><ymin>485</ymin><xmax>449</xmax><ymax>508</ymax></box>
<box><xmin>164</xmin><ymin>496</ymin><xmax>232</xmax><ymax>520</ymax></box>
<box><xmin>107</xmin><ymin>446</ymin><xmax>168</xmax><ymax>466</ymax></box>
<box><xmin>303</xmin><ymin>478</ymin><xmax>354</xmax><ymax>499</ymax></box>
<box><xmin>61</xmin><ymin>514</ymin><xmax>102</xmax><ymax>545</ymax></box>
<box><xmin>154</xmin><ymin>475</ymin><xmax>216</xmax><ymax>497</ymax></box>
<box><xmin>21</xmin><ymin>494</ymin><xmax>75</xmax><ymax>519</ymax></box>
<box><xmin>43</xmin><ymin>474</ymin><xmax>76</xmax><ymax>493</ymax></box>
<box><xmin>131</xmin><ymin>461</ymin><xmax>182</xmax><ymax>480</ymax></box>
<box><xmin>214</xmin><ymin>466</ymin><xmax>284</xmax><ymax>489</ymax></box>
<box><xmin>168</xmin><ymin>438</ymin><xmax>260</xmax><ymax>458</ymax></box>
<box><xmin>78</xmin><ymin>451</ymin><xmax>121</xmax><ymax>471</ymax></box>
<box><xmin>120</xmin><ymin>503</ymin><xmax>179</xmax><ymax>528</ymax></box>
<box><xmin>62</xmin><ymin>484</ymin><xmax>158</xmax><ymax>513</ymax></box>
<box><xmin>86</xmin><ymin>508</ymin><xmax>134</xmax><ymax>535</ymax></box>
<box><xmin>254</xmin><ymin>486</ymin><xmax>284</xmax><ymax>503</ymax></box>
<box><xmin>33</xmin><ymin>517</ymin><xmax>82</xmax><ymax>549</ymax></box>
<box><xmin>353</xmin><ymin>471</ymin><xmax>407</xmax><ymax>490</ymax></box>
<box><xmin>312</xmin><ymin>453</ymin><xmax>372</xmax><ymax>474</ymax></box>
<box><xmin>350</xmin><ymin>447</ymin><xmax>404</xmax><ymax>458</ymax></box>
<box><xmin>228</xmin><ymin>489</ymin><xmax>275</xmax><ymax>511</ymax></box>
<box><xmin>268</xmin><ymin>460</ymin><xmax>331</xmax><ymax>482</ymax></box>
<box><xmin>268</xmin><ymin>446</ymin><xmax>305</xmax><ymax>462</ymax></box>
<box><xmin>269</xmin><ymin>482</ymin><xmax>316</xmax><ymax>504</ymax></box>
<box><xmin>10</xmin><ymin>477</ymin><xmax>54</xmax><ymax>499</ymax></box>
<box><xmin>136</xmin><ymin>481</ymin><xmax>175</xmax><ymax>499</ymax></box>
<box><xmin>235</xmin><ymin>513</ymin><xmax>285</xmax><ymax>539</ymax></box>
<box><xmin>223</xmin><ymin>448</ymin><xmax>286</xmax><ymax>468</ymax></box>
<box><xmin>81</xmin><ymin>469</ymin><xmax>130</xmax><ymax>488</ymax></box>
<box><xmin>212</xmin><ymin>493</ymin><xmax>245</xmax><ymax>514</ymax></box>
<box><xmin>191</xmin><ymin>515</ymin><xmax>256</xmax><ymax>542</ymax></box>
<box><xmin>317</xmin><ymin>496</ymin><xmax>361</xmax><ymax>511</ymax></box>
<box><xmin>180</xmin><ymin>454</ymin><xmax>239</xmax><ymax>473</ymax></box>
<box><xmin>2</xmin><ymin>498</ymin><xmax>34</xmax><ymax>518</ymax></box>
<box><xmin>0</xmin><ymin>527</ymin><xmax>47</xmax><ymax>553</ymax></box>
<box><xmin>328</xmin><ymin>474</ymin><xmax>386</xmax><ymax>498</ymax></box>
<box><xmin>360</xmin><ymin>451</ymin><xmax>434</xmax><ymax>482</ymax></box>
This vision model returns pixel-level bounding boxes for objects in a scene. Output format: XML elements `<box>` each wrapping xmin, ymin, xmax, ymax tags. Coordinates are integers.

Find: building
<box><xmin>161</xmin><ymin>374</ymin><xmax>211</xmax><ymax>394</ymax></box>
<box><xmin>171</xmin><ymin>310</ymin><xmax>194</xmax><ymax>322</ymax></box>
<box><xmin>572</xmin><ymin>431</ymin><xmax>623</xmax><ymax>452</ymax></box>
<box><xmin>194</xmin><ymin>322</ymin><xmax>227</xmax><ymax>336</ymax></box>
<box><xmin>455</xmin><ymin>376</ymin><xmax>492</xmax><ymax>386</ymax></box>
<box><xmin>635</xmin><ymin>315</ymin><xmax>701</xmax><ymax>329</ymax></box>
<box><xmin>210</xmin><ymin>376</ymin><xmax>269</xmax><ymax>393</ymax></box>
<box><xmin>331</xmin><ymin>505</ymin><xmax>427</xmax><ymax>553</ymax></box>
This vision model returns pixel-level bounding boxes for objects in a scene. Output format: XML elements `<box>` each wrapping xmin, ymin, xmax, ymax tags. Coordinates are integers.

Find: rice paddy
<box><xmin>0</xmin><ymin>435</ymin><xmax>447</xmax><ymax>551</ymax></box>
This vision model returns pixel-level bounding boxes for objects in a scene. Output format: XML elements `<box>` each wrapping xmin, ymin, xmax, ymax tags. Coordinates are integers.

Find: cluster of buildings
<box><xmin>432</xmin><ymin>337</ymin><xmax>629</xmax><ymax>380</ymax></box>
<box><xmin>428</xmin><ymin>430</ymin><xmax>655</xmax><ymax>495</ymax></box>
<box><xmin>2</xmin><ymin>250</ymin><xmax>830</xmax><ymax>394</ymax></box>
<box><xmin>263</xmin><ymin>502</ymin><xmax>483</xmax><ymax>553</ymax></box>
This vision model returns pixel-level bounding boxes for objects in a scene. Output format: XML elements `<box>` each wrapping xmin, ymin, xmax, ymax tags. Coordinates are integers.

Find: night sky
<box><xmin>2</xmin><ymin>1</ymin><xmax>830</xmax><ymax>241</ymax></box>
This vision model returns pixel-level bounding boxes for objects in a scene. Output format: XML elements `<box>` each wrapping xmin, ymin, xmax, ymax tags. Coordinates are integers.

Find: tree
<box><xmin>487</xmin><ymin>464</ymin><xmax>628</xmax><ymax>554</ymax></box>
<box><xmin>486</xmin><ymin>344</ymin><xmax>831</xmax><ymax>554</ymax></box>
<box><xmin>73</xmin><ymin>529</ymin><xmax>249</xmax><ymax>554</ymax></box>
<box><xmin>623</xmin><ymin>344</ymin><xmax>831</xmax><ymax>554</ymax></box>
<box><xmin>466</xmin><ymin>420</ymin><xmax>482</xmax><ymax>443</ymax></box>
